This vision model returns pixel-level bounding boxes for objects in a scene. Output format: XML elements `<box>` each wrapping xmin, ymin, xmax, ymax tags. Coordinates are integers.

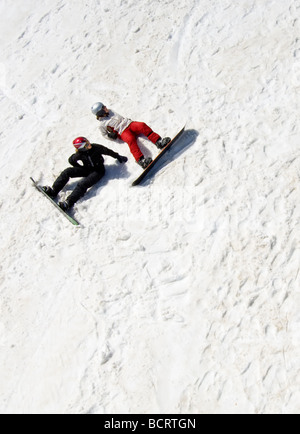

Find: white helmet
<box><xmin>91</xmin><ymin>102</ymin><xmax>104</xmax><ymax>116</ymax></box>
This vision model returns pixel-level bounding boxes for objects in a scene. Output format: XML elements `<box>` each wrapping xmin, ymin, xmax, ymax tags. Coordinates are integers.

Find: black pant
<box><xmin>52</xmin><ymin>166</ymin><xmax>105</xmax><ymax>206</ymax></box>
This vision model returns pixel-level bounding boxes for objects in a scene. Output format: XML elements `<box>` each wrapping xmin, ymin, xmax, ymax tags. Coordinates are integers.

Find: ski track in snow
<box><xmin>0</xmin><ymin>0</ymin><xmax>300</xmax><ymax>414</ymax></box>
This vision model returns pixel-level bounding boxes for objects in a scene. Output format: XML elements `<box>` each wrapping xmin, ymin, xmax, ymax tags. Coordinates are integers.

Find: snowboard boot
<box><xmin>42</xmin><ymin>186</ymin><xmax>56</xmax><ymax>198</ymax></box>
<box><xmin>138</xmin><ymin>156</ymin><xmax>153</xmax><ymax>169</ymax></box>
<box><xmin>58</xmin><ymin>200</ymin><xmax>71</xmax><ymax>212</ymax></box>
<box><xmin>156</xmin><ymin>137</ymin><xmax>171</xmax><ymax>150</ymax></box>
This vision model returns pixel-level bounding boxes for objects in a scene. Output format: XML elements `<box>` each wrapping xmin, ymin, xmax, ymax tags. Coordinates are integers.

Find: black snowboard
<box><xmin>132</xmin><ymin>126</ymin><xmax>185</xmax><ymax>186</ymax></box>
<box><xmin>30</xmin><ymin>177</ymin><xmax>80</xmax><ymax>226</ymax></box>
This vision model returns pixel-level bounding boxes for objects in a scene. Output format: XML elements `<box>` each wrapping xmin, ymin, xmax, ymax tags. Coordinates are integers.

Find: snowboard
<box><xmin>30</xmin><ymin>177</ymin><xmax>80</xmax><ymax>226</ymax></box>
<box><xmin>132</xmin><ymin>126</ymin><xmax>185</xmax><ymax>186</ymax></box>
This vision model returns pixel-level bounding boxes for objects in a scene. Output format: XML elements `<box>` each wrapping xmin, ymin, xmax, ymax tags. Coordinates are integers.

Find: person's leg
<box><xmin>128</xmin><ymin>121</ymin><xmax>160</xmax><ymax>144</ymax></box>
<box><xmin>66</xmin><ymin>170</ymin><xmax>104</xmax><ymax>207</ymax></box>
<box><xmin>52</xmin><ymin>167</ymin><xmax>88</xmax><ymax>195</ymax></box>
<box><xmin>120</xmin><ymin>128</ymin><xmax>144</xmax><ymax>161</ymax></box>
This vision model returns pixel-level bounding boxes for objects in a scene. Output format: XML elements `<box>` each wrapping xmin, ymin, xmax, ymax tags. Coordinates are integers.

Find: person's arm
<box><xmin>94</xmin><ymin>144</ymin><xmax>127</xmax><ymax>163</ymax></box>
<box><xmin>68</xmin><ymin>153</ymin><xmax>83</xmax><ymax>167</ymax></box>
<box><xmin>99</xmin><ymin>124</ymin><xmax>109</xmax><ymax>138</ymax></box>
<box><xmin>106</xmin><ymin>126</ymin><xmax>119</xmax><ymax>140</ymax></box>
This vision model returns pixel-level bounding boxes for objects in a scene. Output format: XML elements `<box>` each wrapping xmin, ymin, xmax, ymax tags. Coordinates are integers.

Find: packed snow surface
<box><xmin>0</xmin><ymin>0</ymin><xmax>300</xmax><ymax>414</ymax></box>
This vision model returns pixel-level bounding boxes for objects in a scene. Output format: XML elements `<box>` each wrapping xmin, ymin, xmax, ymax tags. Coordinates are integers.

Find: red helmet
<box><xmin>73</xmin><ymin>137</ymin><xmax>89</xmax><ymax>150</ymax></box>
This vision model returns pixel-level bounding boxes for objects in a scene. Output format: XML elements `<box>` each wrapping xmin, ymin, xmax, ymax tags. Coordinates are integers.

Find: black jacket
<box><xmin>68</xmin><ymin>144</ymin><xmax>120</xmax><ymax>172</ymax></box>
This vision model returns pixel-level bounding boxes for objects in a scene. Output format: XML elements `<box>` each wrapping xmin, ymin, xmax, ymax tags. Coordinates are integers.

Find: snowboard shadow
<box><xmin>140</xmin><ymin>129</ymin><xmax>199</xmax><ymax>186</ymax></box>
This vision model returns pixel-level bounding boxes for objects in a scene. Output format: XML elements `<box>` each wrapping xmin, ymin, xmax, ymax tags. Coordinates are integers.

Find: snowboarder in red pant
<box><xmin>91</xmin><ymin>102</ymin><xmax>171</xmax><ymax>169</ymax></box>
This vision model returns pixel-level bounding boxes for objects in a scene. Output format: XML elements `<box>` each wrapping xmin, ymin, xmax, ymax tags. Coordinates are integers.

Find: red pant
<box><xmin>120</xmin><ymin>122</ymin><xmax>160</xmax><ymax>161</ymax></box>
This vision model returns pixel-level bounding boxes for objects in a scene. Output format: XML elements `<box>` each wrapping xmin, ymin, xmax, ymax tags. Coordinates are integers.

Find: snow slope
<box><xmin>0</xmin><ymin>0</ymin><xmax>299</xmax><ymax>414</ymax></box>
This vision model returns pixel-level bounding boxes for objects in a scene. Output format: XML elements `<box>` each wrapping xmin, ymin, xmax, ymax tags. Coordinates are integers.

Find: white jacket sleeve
<box><xmin>99</xmin><ymin>124</ymin><xmax>108</xmax><ymax>137</ymax></box>
<box><xmin>98</xmin><ymin>110</ymin><xmax>131</xmax><ymax>137</ymax></box>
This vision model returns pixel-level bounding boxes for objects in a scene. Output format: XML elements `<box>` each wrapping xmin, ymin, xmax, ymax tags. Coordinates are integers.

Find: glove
<box><xmin>117</xmin><ymin>155</ymin><xmax>128</xmax><ymax>164</ymax></box>
<box><xmin>107</xmin><ymin>126</ymin><xmax>119</xmax><ymax>140</ymax></box>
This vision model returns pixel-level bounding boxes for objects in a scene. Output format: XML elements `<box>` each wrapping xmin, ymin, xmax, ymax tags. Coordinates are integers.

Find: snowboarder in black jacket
<box><xmin>43</xmin><ymin>137</ymin><xmax>127</xmax><ymax>210</ymax></box>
